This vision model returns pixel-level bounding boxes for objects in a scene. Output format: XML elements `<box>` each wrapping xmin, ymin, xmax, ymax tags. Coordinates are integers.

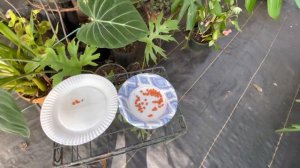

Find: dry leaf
<box><xmin>253</xmin><ymin>84</ymin><xmax>263</xmax><ymax>93</ymax></box>
<box><xmin>19</xmin><ymin>142</ymin><xmax>28</xmax><ymax>151</ymax></box>
<box><xmin>99</xmin><ymin>159</ymin><xmax>107</xmax><ymax>168</ymax></box>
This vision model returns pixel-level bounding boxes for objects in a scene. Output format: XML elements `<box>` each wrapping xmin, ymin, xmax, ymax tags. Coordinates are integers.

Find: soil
<box><xmin>191</xmin><ymin>29</ymin><xmax>210</xmax><ymax>44</ymax></box>
<box><xmin>116</xmin><ymin>43</ymin><xmax>137</xmax><ymax>54</ymax></box>
<box><xmin>126</xmin><ymin>62</ymin><xmax>141</xmax><ymax>72</ymax></box>
<box><xmin>145</xmin><ymin>0</ymin><xmax>171</xmax><ymax>20</ymax></box>
<box><xmin>95</xmin><ymin>64</ymin><xmax>127</xmax><ymax>77</ymax></box>
<box><xmin>135</xmin><ymin>0</ymin><xmax>171</xmax><ymax>23</ymax></box>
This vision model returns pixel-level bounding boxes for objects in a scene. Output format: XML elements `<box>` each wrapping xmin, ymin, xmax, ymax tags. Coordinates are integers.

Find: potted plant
<box><xmin>0</xmin><ymin>9</ymin><xmax>56</xmax><ymax>104</ymax></box>
<box><xmin>172</xmin><ymin>0</ymin><xmax>242</xmax><ymax>49</ymax></box>
<box><xmin>0</xmin><ymin>10</ymin><xmax>100</xmax><ymax>104</ymax></box>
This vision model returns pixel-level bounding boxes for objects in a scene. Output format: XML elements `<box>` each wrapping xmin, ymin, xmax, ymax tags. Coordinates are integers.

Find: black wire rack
<box><xmin>53</xmin><ymin>67</ymin><xmax>187</xmax><ymax>167</ymax></box>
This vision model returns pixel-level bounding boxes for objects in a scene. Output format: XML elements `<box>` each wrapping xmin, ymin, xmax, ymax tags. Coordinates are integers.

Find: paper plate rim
<box><xmin>40</xmin><ymin>74</ymin><xmax>118</xmax><ymax>146</ymax></box>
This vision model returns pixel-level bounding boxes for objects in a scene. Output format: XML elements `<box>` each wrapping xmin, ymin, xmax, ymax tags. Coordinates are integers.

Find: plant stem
<box><xmin>142</xmin><ymin>55</ymin><xmax>146</xmax><ymax>70</ymax></box>
<box><xmin>26</xmin><ymin>0</ymin><xmax>79</xmax><ymax>12</ymax></box>
<box><xmin>36</xmin><ymin>0</ymin><xmax>58</xmax><ymax>41</ymax></box>
<box><xmin>3</xmin><ymin>0</ymin><xmax>22</xmax><ymax>17</ymax></box>
<box><xmin>53</xmin><ymin>0</ymin><xmax>69</xmax><ymax>43</ymax></box>
<box><xmin>52</xmin><ymin>28</ymin><xmax>79</xmax><ymax>47</ymax></box>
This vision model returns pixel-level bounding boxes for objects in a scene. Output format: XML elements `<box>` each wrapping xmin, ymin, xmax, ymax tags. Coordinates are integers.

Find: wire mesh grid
<box><xmin>53</xmin><ymin>67</ymin><xmax>187</xmax><ymax>167</ymax></box>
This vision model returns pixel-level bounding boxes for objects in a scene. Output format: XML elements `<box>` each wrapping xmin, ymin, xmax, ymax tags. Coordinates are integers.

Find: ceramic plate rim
<box><xmin>118</xmin><ymin>73</ymin><xmax>178</xmax><ymax>129</ymax></box>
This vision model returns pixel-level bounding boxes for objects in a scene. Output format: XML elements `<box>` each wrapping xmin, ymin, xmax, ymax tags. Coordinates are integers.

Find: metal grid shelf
<box><xmin>53</xmin><ymin>67</ymin><xmax>187</xmax><ymax>167</ymax></box>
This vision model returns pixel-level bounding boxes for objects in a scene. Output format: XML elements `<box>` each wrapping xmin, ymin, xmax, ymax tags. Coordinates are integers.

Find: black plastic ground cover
<box><xmin>126</xmin><ymin>1</ymin><xmax>300</xmax><ymax>168</ymax></box>
<box><xmin>1</xmin><ymin>0</ymin><xmax>300</xmax><ymax>167</ymax></box>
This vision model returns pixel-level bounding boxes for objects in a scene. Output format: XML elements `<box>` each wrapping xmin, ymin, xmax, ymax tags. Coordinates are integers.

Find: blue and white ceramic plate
<box><xmin>118</xmin><ymin>73</ymin><xmax>178</xmax><ymax>129</ymax></box>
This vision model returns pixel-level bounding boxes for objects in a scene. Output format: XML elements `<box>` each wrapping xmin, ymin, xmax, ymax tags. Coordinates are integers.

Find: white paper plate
<box><xmin>41</xmin><ymin>74</ymin><xmax>118</xmax><ymax>146</ymax></box>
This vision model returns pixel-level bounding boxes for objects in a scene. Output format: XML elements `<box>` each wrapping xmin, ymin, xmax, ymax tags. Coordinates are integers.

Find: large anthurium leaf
<box><xmin>267</xmin><ymin>0</ymin><xmax>282</xmax><ymax>20</ymax></box>
<box><xmin>0</xmin><ymin>89</ymin><xmax>30</xmax><ymax>137</ymax></box>
<box><xmin>76</xmin><ymin>0</ymin><xmax>148</xmax><ymax>49</ymax></box>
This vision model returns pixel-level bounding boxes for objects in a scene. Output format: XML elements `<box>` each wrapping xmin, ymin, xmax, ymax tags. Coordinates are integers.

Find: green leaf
<box><xmin>171</xmin><ymin>0</ymin><xmax>182</xmax><ymax>13</ymax></box>
<box><xmin>211</xmin><ymin>0</ymin><xmax>222</xmax><ymax>16</ymax></box>
<box><xmin>67</xmin><ymin>40</ymin><xmax>79</xmax><ymax>59</ymax></box>
<box><xmin>212</xmin><ymin>31</ymin><xmax>219</xmax><ymax>40</ymax></box>
<box><xmin>186</xmin><ymin>0</ymin><xmax>198</xmax><ymax>30</ymax></box>
<box><xmin>276</xmin><ymin>124</ymin><xmax>300</xmax><ymax>133</ymax></box>
<box><xmin>0</xmin><ymin>89</ymin><xmax>30</xmax><ymax>137</ymax></box>
<box><xmin>245</xmin><ymin>0</ymin><xmax>256</xmax><ymax>14</ymax></box>
<box><xmin>76</xmin><ymin>0</ymin><xmax>148</xmax><ymax>48</ymax></box>
<box><xmin>267</xmin><ymin>0</ymin><xmax>282</xmax><ymax>20</ymax></box>
<box><xmin>0</xmin><ymin>22</ymin><xmax>34</xmax><ymax>55</ymax></box>
<box><xmin>295</xmin><ymin>0</ymin><xmax>300</xmax><ymax>8</ymax></box>
<box><xmin>177</xmin><ymin>0</ymin><xmax>192</xmax><ymax>22</ymax></box>
<box><xmin>24</xmin><ymin>62</ymin><xmax>40</xmax><ymax>74</ymax></box>
<box><xmin>80</xmin><ymin>46</ymin><xmax>99</xmax><ymax>66</ymax></box>
<box><xmin>231</xmin><ymin>20</ymin><xmax>242</xmax><ymax>32</ymax></box>
<box><xmin>139</xmin><ymin>13</ymin><xmax>178</xmax><ymax>65</ymax></box>
<box><xmin>0</xmin><ymin>76</ymin><xmax>20</xmax><ymax>87</ymax></box>
<box><xmin>32</xmin><ymin>77</ymin><xmax>47</xmax><ymax>92</ymax></box>
<box><xmin>6</xmin><ymin>10</ymin><xmax>17</xmax><ymax>27</ymax></box>
<box><xmin>43</xmin><ymin>40</ymin><xmax>100</xmax><ymax>86</ymax></box>
<box><xmin>37</xmin><ymin>21</ymin><xmax>51</xmax><ymax>35</ymax></box>
<box><xmin>209</xmin><ymin>1</ymin><xmax>214</xmax><ymax>9</ymax></box>
<box><xmin>232</xmin><ymin>7</ymin><xmax>242</xmax><ymax>15</ymax></box>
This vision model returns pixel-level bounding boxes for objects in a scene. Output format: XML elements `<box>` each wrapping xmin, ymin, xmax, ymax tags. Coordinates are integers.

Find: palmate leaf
<box><xmin>0</xmin><ymin>89</ymin><xmax>30</xmax><ymax>137</ymax></box>
<box><xmin>139</xmin><ymin>14</ymin><xmax>179</xmax><ymax>65</ymax></box>
<box><xmin>76</xmin><ymin>0</ymin><xmax>148</xmax><ymax>49</ymax></box>
<box><xmin>42</xmin><ymin>40</ymin><xmax>100</xmax><ymax>86</ymax></box>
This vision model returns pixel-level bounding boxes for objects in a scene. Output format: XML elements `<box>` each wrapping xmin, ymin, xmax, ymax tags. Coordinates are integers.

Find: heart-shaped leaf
<box><xmin>76</xmin><ymin>0</ymin><xmax>148</xmax><ymax>48</ymax></box>
<box><xmin>0</xmin><ymin>89</ymin><xmax>30</xmax><ymax>137</ymax></box>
